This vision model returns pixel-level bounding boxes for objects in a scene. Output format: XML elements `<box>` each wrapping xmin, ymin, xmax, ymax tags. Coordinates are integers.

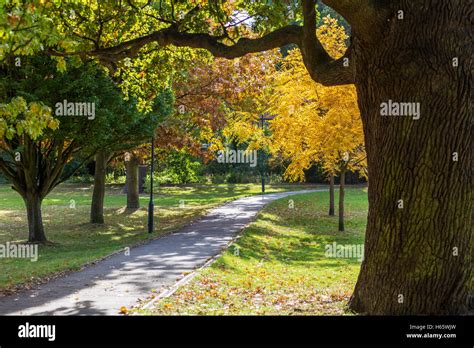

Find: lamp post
<box><xmin>147</xmin><ymin>134</ymin><xmax>155</xmax><ymax>233</ymax></box>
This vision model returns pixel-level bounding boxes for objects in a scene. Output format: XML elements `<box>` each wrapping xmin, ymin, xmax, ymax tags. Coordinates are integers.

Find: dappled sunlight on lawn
<box><xmin>143</xmin><ymin>189</ymin><xmax>367</xmax><ymax>315</ymax></box>
<box><xmin>0</xmin><ymin>182</ymin><xmax>317</xmax><ymax>293</ymax></box>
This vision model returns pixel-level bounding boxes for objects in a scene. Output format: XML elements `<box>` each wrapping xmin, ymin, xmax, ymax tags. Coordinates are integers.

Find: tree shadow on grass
<box><xmin>213</xmin><ymin>205</ymin><xmax>365</xmax><ymax>275</ymax></box>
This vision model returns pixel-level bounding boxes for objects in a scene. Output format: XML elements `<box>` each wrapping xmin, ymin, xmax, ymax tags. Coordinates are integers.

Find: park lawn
<box><xmin>0</xmin><ymin>183</ymin><xmax>318</xmax><ymax>294</ymax></box>
<box><xmin>139</xmin><ymin>188</ymin><xmax>367</xmax><ymax>315</ymax></box>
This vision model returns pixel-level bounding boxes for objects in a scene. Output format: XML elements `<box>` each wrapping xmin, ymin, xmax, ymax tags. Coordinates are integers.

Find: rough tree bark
<box><xmin>90</xmin><ymin>150</ymin><xmax>111</xmax><ymax>224</ymax></box>
<box><xmin>126</xmin><ymin>155</ymin><xmax>140</xmax><ymax>209</ymax></box>
<box><xmin>329</xmin><ymin>174</ymin><xmax>335</xmax><ymax>216</ymax></box>
<box><xmin>59</xmin><ymin>0</ymin><xmax>472</xmax><ymax>315</ymax></box>
<box><xmin>338</xmin><ymin>170</ymin><xmax>345</xmax><ymax>232</ymax></box>
<box><xmin>346</xmin><ymin>1</ymin><xmax>472</xmax><ymax>315</ymax></box>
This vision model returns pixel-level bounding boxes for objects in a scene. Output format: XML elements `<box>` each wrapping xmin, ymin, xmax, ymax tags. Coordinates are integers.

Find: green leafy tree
<box><xmin>89</xmin><ymin>87</ymin><xmax>174</xmax><ymax>223</ymax></box>
<box><xmin>0</xmin><ymin>56</ymin><xmax>171</xmax><ymax>241</ymax></box>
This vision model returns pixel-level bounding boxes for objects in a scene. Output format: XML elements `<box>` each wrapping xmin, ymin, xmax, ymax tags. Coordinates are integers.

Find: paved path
<box><xmin>0</xmin><ymin>190</ymin><xmax>322</xmax><ymax>315</ymax></box>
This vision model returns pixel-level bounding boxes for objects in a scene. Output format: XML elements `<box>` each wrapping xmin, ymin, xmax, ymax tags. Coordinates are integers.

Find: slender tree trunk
<box><xmin>328</xmin><ymin>174</ymin><xmax>335</xmax><ymax>216</ymax></box>
<box><xmin>24</xmin><ymin>192</ymin><xmax>46</xmax><ymax>243</ymax></box>
<box><xmin>90</xmin><ymin>150</ymin><xmax>110</xmax><ymax>224</ymax></box>
<box><xmin>126</xmin><ymin>155</ymin><xmax>140</xmax><ymax>209</ymax></box>
<box><xmin>338</xmin><ymin>170</ymin><xmax>345</xmax><ymax>232</ymax></box>
<box><xmin>349</xmin><ymin>2</ymin><xmax>472</xmax><ymax>314</ymax></box>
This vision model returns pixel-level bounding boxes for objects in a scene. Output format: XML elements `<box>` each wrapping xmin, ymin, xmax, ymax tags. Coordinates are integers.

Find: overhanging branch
<box><xmin>46</xmin><ymin>1</ymin><xmax>365</xmax><ymax>86</ymax></box>
<box><xmin>85</xmin><ymin>22</ymin><xmax>352</xmax><ymax>86</ymax></box>
<box><xmin>87</xmin><ymin>24</ymin><xmax>303</xmax><ymax>62</ymax></box>
<box><xmin>301</xmin><ymin>0</ymin><xmax>354</xmax><ymax>85</ymax></box>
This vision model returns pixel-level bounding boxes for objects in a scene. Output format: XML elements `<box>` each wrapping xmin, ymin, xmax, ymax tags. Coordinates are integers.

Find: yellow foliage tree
<box><xmin>269</xmin><ymin>17</ymin><xmax>366</xmax><ymax>231</ymax></box>
<box><xmin>224</xmin><ymin>17</ymin><xmax>366</xmax><ymax>231</ymax></box>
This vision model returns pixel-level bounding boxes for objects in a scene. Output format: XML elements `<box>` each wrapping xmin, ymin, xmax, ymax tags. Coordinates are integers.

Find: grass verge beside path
<box><xmin>139</xmin><ymin>188</ymin><xmax>367</xmax><ymax>315</ymax></box>
<box><xmin>0</xmin><ymin>183</ymin><xmax>319</xmax><ymax>294</ymax></box>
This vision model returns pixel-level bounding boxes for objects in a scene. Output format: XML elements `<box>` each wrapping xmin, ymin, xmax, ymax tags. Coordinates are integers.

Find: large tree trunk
<box><xmin>90</xmin><ymin>150</ymin><xmax>110</xmax><ymax>224</ymax></box>
<box><xmin>126</xmin><ymin>155</ymin><xmax>140</xmax><ymax>209</ymax></box>
<box><xmin>338</xmin><ymin>170</ymin><xmax>345</xmax><ymax>232</ymax></box>
<box><xmin>328</xmin><ymin>174</ymin><xmax>335</xmax><ymax>216</ymax></box>
<box><xmin>24</xmin><ymin>192</ymin><xmax>46</xmax><ymax>243</ymax></box>
<box><xmin>349</xmin><ymin>2</ymin><xmax>472</xmax><ymax>314</ymax></box>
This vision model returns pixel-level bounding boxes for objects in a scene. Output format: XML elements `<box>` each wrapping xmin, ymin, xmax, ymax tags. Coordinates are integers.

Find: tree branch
<box><xmin>87</xmin><ymin>24</ymin><xmax>302</xmax><ymax>62</ymax></box>
<box><xmin>301</xmin><ymin>0</ymin><xmax>354</xmax><ymax>85</ymax></box>
<box><xmin>0</xmin><ymin>158</ymin><xmax>17</xmax><ymax>182</ymax></box>
<box><xmin>88</xmin><ymin>23</ymin><xmax>352</xmax><ymax>85</ymax></box>
<box><xmin>47</xmin><ymin>1</ymin><xmax>368</xmax><ymax>86</ymax></box>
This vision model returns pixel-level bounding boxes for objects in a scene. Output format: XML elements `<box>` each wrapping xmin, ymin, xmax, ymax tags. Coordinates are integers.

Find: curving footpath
<box><xmin>0</xmin><ymin>190</ymin><xmax>322</xmax><ymax>315</ymax></box>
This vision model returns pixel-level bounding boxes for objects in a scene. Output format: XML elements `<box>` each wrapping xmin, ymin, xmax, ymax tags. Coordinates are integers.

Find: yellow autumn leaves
<box><xmin>224</xmin><ymin>16</ymin><xmax>366</xmax><ymax>182</ymax></box>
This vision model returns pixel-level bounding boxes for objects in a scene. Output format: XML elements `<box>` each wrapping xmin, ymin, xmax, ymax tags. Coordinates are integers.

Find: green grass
<box><xmin>139</xmin><ymin>188</ymin><xmax>368</xmax><ymax>315</ymax></box>
<box><xmin>0</xmin><ymin>182</ymin><xmax>321</xmax><ymax>294</ymax></box>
